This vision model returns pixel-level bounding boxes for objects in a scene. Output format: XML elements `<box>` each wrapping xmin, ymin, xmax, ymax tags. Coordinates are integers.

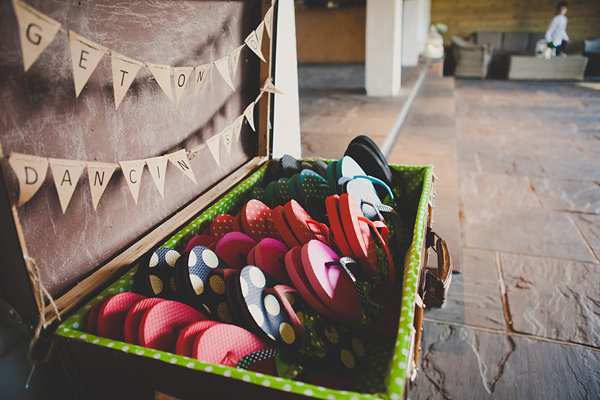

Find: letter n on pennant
<box><xmin>87</xmin><ymin>162</ymin><xmax>116</xmax><ymax>210</ymax></box>
<box><xmin>168</xmin><ymin>149</ymin><xmax>197</xmax><ymax>185</ymax></box>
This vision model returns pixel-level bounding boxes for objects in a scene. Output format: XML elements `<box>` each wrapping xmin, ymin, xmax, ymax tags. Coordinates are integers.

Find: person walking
<box><xmin>545</xmin><ymin>1</ymin><xmax>570</xmax><ymax>56</ymax></box>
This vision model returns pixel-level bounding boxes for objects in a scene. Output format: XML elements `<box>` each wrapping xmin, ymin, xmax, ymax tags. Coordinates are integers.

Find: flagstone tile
<box><xmin>530</xmin><ymin>178</ymin><xmax>600</xmax><ymax>214</ymax></box>
<box><xmin>300</xmin><ymin>131</ymin><xmax>350</xmax><ymax>159</ymax></box>
<box><xmin>536</xmin><ymin>154</ymin><xmax>600</xmax><ymax>182</ymax></box>
<box><xmin>424</xmin><ymin>249</ymin><xmax>504</xmax><ymax>330</ymax></box>
<box><xmin>463</xmin><ymin>207</ymin><xmax>594</xmax><ymax>263</ymax></box>
<box><xmin>571</xmin><ymin>214</ymin><xmax>600</xmax><ymax>261</ymax></box>
<box><xmin>500</xmin><ymin>253</ymin><xmax>600</xmax><ymax>347</ymax></box>
<box><xmin>574</xmin><ymin>138</ymin><xmax>600</xmax><ymax>158</ymax></box>
<box><xmin>460</xmin><ymin>172</ymin><xmax>539</xmax><ymax>210</ymax></box>
<box><xmin>477</xmin><ymin>151</ymin><xmax>545</xmax><ymax>178</ymax></box>
<box><xmin>410</xmin><ymin>321</ymin><xmax>600</xmax><ymax>400</ymax></box>
<box><xmin>503</xmin><ymin>137</ymin><xmax>582</xmax><ymax>157</ymax></box>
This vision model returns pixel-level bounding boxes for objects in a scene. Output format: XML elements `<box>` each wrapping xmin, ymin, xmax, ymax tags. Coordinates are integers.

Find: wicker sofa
<box><xmin>583</xmin><ymin>37</ymin><xmax>600</xmax><ymax>77</ymax></box>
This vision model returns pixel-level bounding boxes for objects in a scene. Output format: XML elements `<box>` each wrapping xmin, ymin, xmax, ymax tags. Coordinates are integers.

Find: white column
<box><xmin>365</xmin><ymin>0</ymin><xmax>403</xmax><ymax>97</ymax></box>
<box><xmin>416</xmin><ymin>0</ymin><xmax>431</xmax><ymax>56</ymax></box>
<box><xmin>273</xmin><ymin>0</ymin><xmax>302</xmax><ymax>158</ymax></box>
<box><xmin>402</xmin><ymin>0</ymin><xmax>419</xmax><ymax>66</ymax></box>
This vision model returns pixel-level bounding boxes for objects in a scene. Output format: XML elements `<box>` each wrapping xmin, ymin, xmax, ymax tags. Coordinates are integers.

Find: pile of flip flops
<box><xmin>86</xmin><ymin>136</ymin><xmax>405</xmax><ymax>387</ymax></box>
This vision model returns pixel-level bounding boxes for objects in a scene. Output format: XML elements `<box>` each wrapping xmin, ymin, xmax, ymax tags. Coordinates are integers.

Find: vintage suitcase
<box><xmin>0</xmin><ymin>0</ymin><xmax>451</xmax><ymax>399</ymax></box>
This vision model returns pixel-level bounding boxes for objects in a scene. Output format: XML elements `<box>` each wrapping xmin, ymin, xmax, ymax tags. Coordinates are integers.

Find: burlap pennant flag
<box><xmin>214</xmin><ymin>56</ymin><xmax>235</xmax><ymax>91</ymax></box>
<box><xmin>255</xmin><ymin>90</ymin><xmax>264</xmax><ymax>104</ymax></box>
<box><xmin>230</xmin><ymin>45</ymin><xmax>244</xmax><ymax>79</ymax></box>
<box><xmin>264</xmin><ymin>6</ymin><xmax>274</xmax><ymax>39</ymax></box>
<box><xmin>12</xmin><ymin>0</ymin><xmax>62</xmax><ymax>72</ymax></box>
<box><xmin>168</xmin><ymin>149</ymin><xmax>197</xmax><ymax>184</ymax></box>
<box><xmin>194</xmin><ymin>64</ymin><xmax>211</xmax><ymax>96</ymax></box>
<box><xmin>187</xmin><ymin>144</ymin><xmax>205</xmax><ymax>161</ymax></box>
<box><xmin>146</xmin><ymin>62</ymin><xmax>174</xmax><ymax>103</ymax></box>
<box><xmin>244</xmin><ymin>102</ymin><xmax>256</xmax><ymax>132</ymax></box>
<box><xmin>256</xmin><ymin>21</ymin><xmax>265</xmax><ymax>46</ymax></box>
<box><xmin>111</xmin><ymin>53</ymin><xmax>143</xmax><ymax>110</ymax></box>
<box><xmin>48</xmin><ymin>158</ymin><xmax>85</xmax><ymax>213</ymax></box>
<box><xmin>173</xmin><ymin>67</ymin><xmax>193</xmax><ymax>106</ymax></box>
<box><xmin>233</xmin><ymin>115</ymin><xmax>244</xmax><ymax>142</ymax></box>
<box><xmin>87</xmin><ymin>162</ymin><xmax>116</xmax><ymax>210</ymax></box>
<box><xmin>206</xmin><ymin>135</ymin><xmax>221</xmax><ymax>167</ymax></box>
<box><xmin>68</xmin><ymin>31</ymin><xmax>108</xmax><ymax>98</ymax></box>
<box><xmin>145</xmin><ymin>155</ymin><xmax>168</xmax><ymax>198</ymax></box>
<box><xmin>261</xmin><ymin>77</ymin><xmax>283</xmax><ymax>94</ymax></box>
<box><xmin>244</xmin><ymin>30</ymin><xmax>266</xmax><ymax>62</ymax></box>
<box><xmin>119</xmin><ymin>160</ymin><xmax>145</xmax><ymax>203</ymax></box>
<box><xmin>221</xmin><ymin>125</ymin><xmax>234</xmax><ymax>156</ymax></box>
<box><xmin>8</xmin><ymin>152</ymin><xmax>49</xmax><ymax>206</ymax></box>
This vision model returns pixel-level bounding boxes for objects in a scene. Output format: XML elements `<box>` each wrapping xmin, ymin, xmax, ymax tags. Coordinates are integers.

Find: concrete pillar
<box><xmin>273</xmin><ymin>0</ymin><xmax>302</xmax><ymax>158</ymax></box>
<box><xmin>402</xmin><ymin>0</ymin><xmax>431</xmax><ymax>66</ymax></box>
<box><xmin>365</xmin><ymin>0</ymin><xmax>403</xmax><ymax>97</ymax></box>
<box><xmin>402</xmin><ymin>0</ymin><xmax>419</xmax><ymax>66</ymax></box>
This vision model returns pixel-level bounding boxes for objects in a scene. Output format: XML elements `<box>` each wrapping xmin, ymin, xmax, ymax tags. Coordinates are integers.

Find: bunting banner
<box><xmin>173</xmin><ymin>67</ymin><xmax>193</xmax><ymax>106</ymax></box>
<box><xmin>119</xmin><ymin>159</ymin><xmax>145</xmax><ymax>203</ymax></box>
<box><xmin>233</xmin><ymin>115</ymin><xmax>244</xmax><ymax>142</ymax></box>
<box><xmin>6</xmin><ymin>78</ymin><xmax>283</xmax><ymax>212</ymax></box>
<box><xmin>48</xmin><ymin>158</ymin><xmax>85</xmax><ymax>213</ymax></box>
<box><xmin>261</xmin><ymin>78</ymin><xmax>283</xmax><ymax>94</ymax></box>
<box><xmin>194</xmin><ymin>64</ymin><xmax>211</xmax><ymax>96</ymax></box>
<box><xmin>221</xmin><ymin>125</ymin><xmax>234</xmax><ymax>156</ymax></box>
<box><xmin>214</xmin><ymin>56</ymin><xmax>235</xmax><ymax>91</ymax></box>
<box><xmin>69</xmin><ymin>31</ymin><xmax>108</xmax><ymax>97</ymax></box>
<box><xmin>146</xmin><ymin>62</ymin><xmax>174</xmax><ymax>103</ymax></box>
<box><xmin>245</xmin><ymin>30</ymin><xmax>266</xmax><ymax>62</ymax></box>
<box><xmin>145</xmin><ymin>155</ymin><xmax>169</xmax><ymax>198</ymax></box>
<box><xmin>264</xmin><ymin>6</ymin><xmax>274</xmax><ymax>39</ymax></box>
<box><xmin>12</xmin><ymin>0</ymin><xmax>62</xmax><ymax>72</ymax></box>
<box><xmin>11</xmin><ymin>0</ymin><xmax>278</xmax><ymax>110</ymax></box>
<box><xmin>187</xmin><ymin>144</ymin><xmax>205</xmax><ymax>161</ymax></box>
<box><xmin>230</xmin><ymin>45</ymin><xmax>244</xmax><ymax>80</ymax></box>
<box><xmin>8</xmin><ymin>152</ymin><xmax>49</xmax><ymax>206</ymax></box>
<box><xmin>206</xmin><ymin>135</ymin><xmax>221</xmax><ymax>167</ymax></box>
<box><xmin>111</xmin><ymin>53</ymin><xmax>143</xmax><ymax>110</ymax></box>
<box><xmin>87</xmin><ymin>162</ymin><xmax>116</xmax><ymax>210</ymax></box>
<box><xmin>168</xmin><ymin>149</ymin><xmax>197</xmax><ymax>184</ymax></box>
<box><xmin>244</xmin><ymin>102</ymin><xmax>256</xmax><ymax>132</ymax></box>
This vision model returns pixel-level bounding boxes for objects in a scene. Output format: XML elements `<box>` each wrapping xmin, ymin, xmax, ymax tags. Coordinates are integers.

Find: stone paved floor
<box><xmin>299</xmin><ymin>63</ymin><xmax>600</xmax><ymax>399</ymax></box>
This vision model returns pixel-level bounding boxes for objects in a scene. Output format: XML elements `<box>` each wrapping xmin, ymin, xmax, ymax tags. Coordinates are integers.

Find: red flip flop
<box><xmin>240</xmin><ymin>200</ymin><xmax>271</xmax><ymax>242</ymax></box>
<box><xmin>253</xmin><ymin>238</ymin><xmax>291</xmax><ymax>285</ymax></box>
<box><xmin>339</xmin><ymin>193</ymin><xmax>377</xmax><ymax>277</ymax></box>
<box><xmin>326</xmin><ymin>195</ymin><xmax>356</xmax><ymax>260</ymax></box>
<box><xmin>175</xmin><ymin>320</ymin><xmax>221</xmax><ymax>357</ymax></box>
<box><xmin>283</xmin><ymin>200</ymin><xmax>329</xmax><ymax>244</ymax></box>
<box><xmin>124</xmin><ymin>297</ymin><xmax>166</xmax><ymax>344</ymax></box>
<box><xmin>138</xmin><ymin>300</ymin><xmax>206</xmax><ymax>352</ymax></box>
<box><xmin>96</xmin><ymin>293</ymin><xmax>146</xmax><ymax>341</ymax></box>
<box><xmin>210</xmin><ymin>214</ymin><xmax>235</xmax><ymax>239</ymax></box>
<box><xmin>301</xmin><ymin>240</ymin><xmax>362</xmax><ymax>323</ymax></box>
<box><xmin>86</xmin><ymin>298</ymin><xmax>108</xmax><ymax>335</ymax></box>
<box><xmin>193</xmin><ymin>323</ymin><xmax>271</xmax><ymax>367</ymax></box>
<box><xmin>267</xmin><ymin>206</ymin><xmax>302</xmax><ymax>248</ymax></box>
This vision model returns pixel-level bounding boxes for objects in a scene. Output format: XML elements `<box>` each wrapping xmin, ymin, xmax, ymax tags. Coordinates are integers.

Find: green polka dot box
<box><xmin>53</xmin><ymin>160</ymin><xmax>441</xmax><ymax>400</ymax></box>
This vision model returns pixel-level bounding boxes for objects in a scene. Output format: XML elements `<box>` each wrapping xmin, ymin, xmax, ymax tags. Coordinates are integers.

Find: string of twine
<box><xmin>24</xmin><ymin>255</ymin><xmax>61</xmax><ymax>365</ymax></box>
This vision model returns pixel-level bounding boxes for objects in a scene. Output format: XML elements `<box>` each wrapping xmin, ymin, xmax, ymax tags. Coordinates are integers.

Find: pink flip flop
<box><xmin>193</xmin><ymin>323</ymin><xmax>271</xmax><ymax>367</ymax></box>
<box><xmin>86</xmin><ymin>298</ymin><xmax>108</xmax><ymax>335</ymax></box>
<box><xmin>138</xmin><ymin>300</ymin><xmax>206</xmax><ymax>352</ymax></box>
<box><xmin>96</xmin><ymin>292</ymin><xmax>146</xmax><ymax>341</ymax></box>
<box><xmin>301</xmin><ymin>240</ymin><xmax>362</xmax><ymax>323</ymax></box>
<box><xmin>215</xmin><ymin>232</ymin><xmax>257</xmax><ymax>269</ymax></box>
<box><xmin>175</xmin><ymin>320</ymin><xmax>221</xmax><ymax>357</ymax></box>
<box><xmin>124</xmin><ymin>297</ymin><xmax>166</xmax><ymax>344</ymax></box>
<box><xmin>185</xmin><ymin>235</ymin><xmax>218</xmax><ymax>252</ymax></box>
<box><xmin>253</xmin><ymin>238</ymin><xmax>291</xmax><ymax>285</ymax></box>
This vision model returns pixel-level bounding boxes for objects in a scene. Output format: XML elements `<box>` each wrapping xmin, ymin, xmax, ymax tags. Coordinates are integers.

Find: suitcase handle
<box><xmin>423</xmin><ymin>228</ymin><xmax>452</xmax><ymax>307</ymax></box>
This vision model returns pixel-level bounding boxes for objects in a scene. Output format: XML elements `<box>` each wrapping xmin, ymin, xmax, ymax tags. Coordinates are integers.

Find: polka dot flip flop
<box><xmin>134</xmin><ymin>247</ymin><xmax>181</xmax><ymax>300</ymax></box>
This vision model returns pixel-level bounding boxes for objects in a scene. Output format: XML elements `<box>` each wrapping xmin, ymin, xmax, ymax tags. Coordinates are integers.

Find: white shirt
<box><xmin>545</xmin><ymin>15</ymin><xmax>569</xmax><ymax>44</ymax></box>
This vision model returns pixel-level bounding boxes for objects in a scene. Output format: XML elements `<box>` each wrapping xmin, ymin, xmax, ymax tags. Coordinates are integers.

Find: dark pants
<box><xmin>551</xmin><ymin>40</ymin><xmax>568</xmax><ymax>55</ymax></box>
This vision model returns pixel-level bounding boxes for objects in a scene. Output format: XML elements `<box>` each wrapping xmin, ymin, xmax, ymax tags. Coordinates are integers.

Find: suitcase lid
<box><xmin>0</xmin><ymin>0</ymin><xmax>279</xmax><ymax>326</ymax></box>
